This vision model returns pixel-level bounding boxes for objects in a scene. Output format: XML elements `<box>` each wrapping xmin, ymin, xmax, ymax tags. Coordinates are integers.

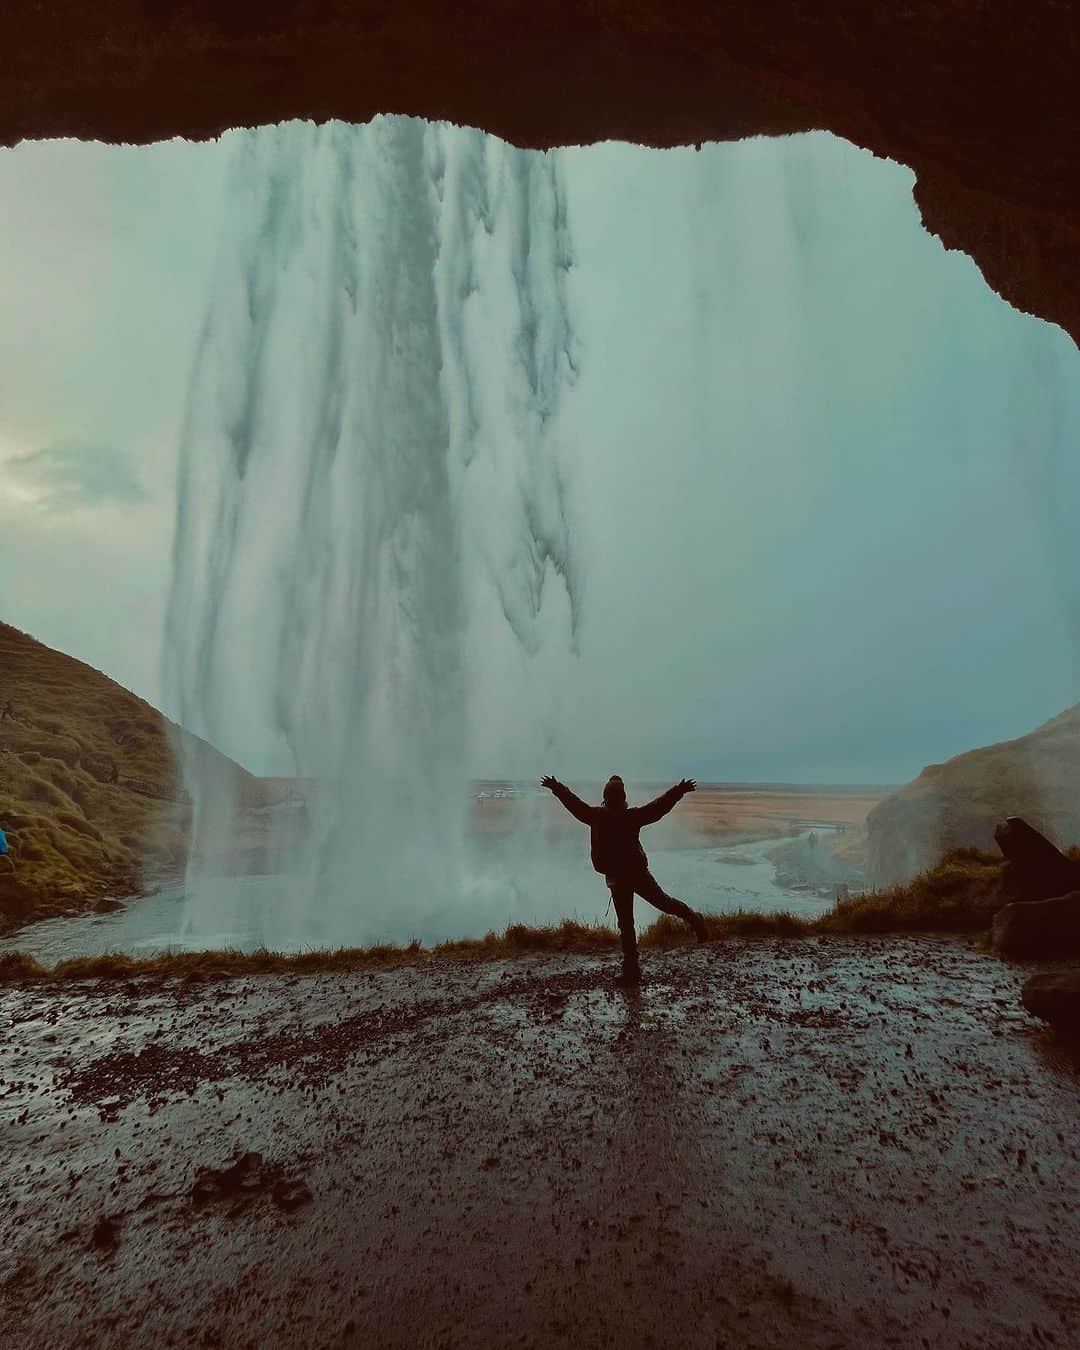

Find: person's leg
<box><xmin>633</xmin><ymin>871</ymin><xmax>708</xmax><ymax>942</ymax></box>
<box><xmin>609</xmin><ymin>882</ymin><xmax>641</xmax><ymax>984</ymax></box>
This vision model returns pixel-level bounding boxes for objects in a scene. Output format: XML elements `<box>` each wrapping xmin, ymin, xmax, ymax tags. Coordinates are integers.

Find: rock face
<box><xmin>993</xmin><ymin>892</ymin><xmax>1080</xmax><ymax>959</ymax></box>
<box><xmin>866</xmin><ymin>706</ymin><xmax>1080</xmax><ymax>886</ymax></box>
<box><xmin>994</xmin><ymin>816</ymin><xmax>1080</xmax><ymax>902</ymax></box>
<box><xmin>1022</xmin><ymin>971</ymin><xmax>1080</xmax><ymax>1033</ymax></box>
<box><xmin>0</xmin><ymin>622</ymin><xmax>272</xmax><ymax>928</ymax></box>
<box><xmin>0</xmin><ymin>3</ymin><xmax>1077</xmax><ymax>346</ymax></box>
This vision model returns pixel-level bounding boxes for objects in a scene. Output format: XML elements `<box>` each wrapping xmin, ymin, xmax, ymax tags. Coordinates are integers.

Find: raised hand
<box><xmin>540</xmin><ymin>775</ymin><xmax>560</xmax><ymax>791</ymax></box>
<box><xmin>677</xmin><ymin>778</ymin><xmax>697</xmax><ymax>795</ymax></box>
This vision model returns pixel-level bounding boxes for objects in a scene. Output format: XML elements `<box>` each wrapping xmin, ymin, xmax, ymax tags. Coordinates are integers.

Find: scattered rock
<box><xmin>192</xmin><ymin>1151</ymin><xmax>265</xmax><ymax>1205</ymax></box>
<box><xmin>93</xmin><ymin>897</ymin><xmax>124</xmax><ymax>915</ymax></box>
<box><xmin>193</xmin><ymin>1152</ymin><xmax>311</xmax><ymax>1214</ymax></box>
<box><xmin>90</xmin><ymin>1216</ymin><xmax>120</xmax><ymax>1251</ymax></box>
<box><xmin>1022</xmin><ymin>971</ymin><xmax>1080</xmax><ymax>1034</ymax></box>
<box><xmin>992</xmin><ymin>891</ymin><xmax>1080</xmax><ymax>957</ymax></box>
<box><xmin>273</xmin><ymin>1179</ymin><xmax>313</xmax><ymax>1212</ymax></box>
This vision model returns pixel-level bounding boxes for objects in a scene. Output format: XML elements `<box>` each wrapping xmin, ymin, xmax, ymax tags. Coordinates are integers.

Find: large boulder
<box><xmin>994</xmin><ymin>816</ymin><xmax>1080</xmax><ymax>901</ymax></box>
<box><xmin>866</xmin><ymin>706</ymin><xmax>1080</xmax><ymax>885</ymax></box>
<box><xmin>992</xmin><ymin>891</ymin><xmax>1080</xmax><ymax>958</ymax></box>
<box><xmin>1022</xmin><ymin>972</ymin><xmax>1080</xmax><ymax>1034</ymax></box>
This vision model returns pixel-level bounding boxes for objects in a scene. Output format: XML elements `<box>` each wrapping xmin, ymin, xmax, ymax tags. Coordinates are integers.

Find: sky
<box><xmin>0</xmin><ymin>136</ymin><xmax>228</xmax><ymax>702</ymax></box>
<box><xmin>1</xmin><ymin>127</ymin><xmax>1078</xmax><ymax>785</ymax></box>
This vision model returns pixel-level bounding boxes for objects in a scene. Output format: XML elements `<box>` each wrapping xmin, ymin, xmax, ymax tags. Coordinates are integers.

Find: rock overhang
<box><xmin>1</xmin><ymin>1</ymin><xmax>1076</xmax><ymax>344</ymax></box>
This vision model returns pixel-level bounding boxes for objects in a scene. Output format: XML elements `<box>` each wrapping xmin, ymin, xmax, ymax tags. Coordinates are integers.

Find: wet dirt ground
<box><xmin>2</xmin><ymin>936</ymin><xmax>1078</xmax><ymax>1349</ymax></box>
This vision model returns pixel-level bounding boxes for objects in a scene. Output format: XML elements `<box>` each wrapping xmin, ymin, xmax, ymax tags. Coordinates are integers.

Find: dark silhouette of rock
<box><xmin>992</xmin><ymin>892</ymin><xmax>1080</xmax><ymax>958</ymax></box>
<box><xmin>1022</xmin><ymin>972</ymin><xmax>1080</xmax><ymax>1034</ymax></box>
<box><xmin>994</xmin><ymin>816</ymin><xmax>1080</xmax><ymax>901</ymax></box>
<box><xmin>989</xmin><ymin>818</ymin><xmax>1080</xmax><ymax>958</ymax></box>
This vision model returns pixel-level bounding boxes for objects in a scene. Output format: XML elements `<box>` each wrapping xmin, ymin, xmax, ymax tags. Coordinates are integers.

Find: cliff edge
<box><xmin>866</xmin><ymin>706</ymin><xmax>1080</xmax><ymax>885</ymax></box>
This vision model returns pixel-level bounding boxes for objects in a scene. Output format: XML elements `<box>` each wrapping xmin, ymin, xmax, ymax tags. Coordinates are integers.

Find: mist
<box><xmin>554</xmin><ymin>134</ymin><xmax>1080</xmax><ymax>784</ymax></box>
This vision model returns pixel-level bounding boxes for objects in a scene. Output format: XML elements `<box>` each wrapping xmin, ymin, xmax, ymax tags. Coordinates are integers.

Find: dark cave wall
<box><xmin>1</xmin><ymin>1</ymin><xmax>1076</xmax><ymax>343</ymax></box>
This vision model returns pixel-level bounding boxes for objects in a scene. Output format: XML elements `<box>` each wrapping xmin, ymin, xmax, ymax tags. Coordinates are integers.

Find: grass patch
<box><xmin>0</xmin><ymin>850</ymin><xmax>1008</xmax><ymax>985</ymax></box>
<box><xmin>819</xmin><ymin>847</ymin><xmax>1004</xmax><ymax>934</ymax></box>
<box><xmin>0</xmin><ymin>943</ymin><xmax>427</xmax><ymax>984</ymax></box>
<box><xmin>0</xmin><ymin>924</ymin><xmax>622</xmax><ymax>985</ymax></box>
<box><xmin>643</xmin><ymin>909</ymin><xmax>813</xmax><ymax>947</ymax></box>
<box><xmin>433</xmin><ymin>919</ymin><xmax>621</xmax><ymax>961</ymax></box>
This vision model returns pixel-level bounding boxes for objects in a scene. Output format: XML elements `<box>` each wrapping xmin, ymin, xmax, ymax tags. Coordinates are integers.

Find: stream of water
<box><xmin>1</xmin><ymin>832</ymin><xmax>835</xmax><ymax>962</ymax></box>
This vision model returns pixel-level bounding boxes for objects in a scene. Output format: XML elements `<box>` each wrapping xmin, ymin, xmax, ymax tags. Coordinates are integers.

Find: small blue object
<box><xmin>0</xmin><ymin>827</ymin><xmax>7</xmax><ymax>854</ymax></box>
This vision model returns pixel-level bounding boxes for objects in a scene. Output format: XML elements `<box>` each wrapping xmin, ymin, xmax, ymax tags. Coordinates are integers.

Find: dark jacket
<box><xmin>549</xmin><ymin>782</ymin><xmax>686</xmax><ymax>879</ymax></box>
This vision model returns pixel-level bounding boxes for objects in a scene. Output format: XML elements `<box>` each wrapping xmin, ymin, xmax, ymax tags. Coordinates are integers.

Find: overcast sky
<box><xmin>2</xmin><ymin>127</ymin><xmax>1078</xmax><ymax>784</ymax></box>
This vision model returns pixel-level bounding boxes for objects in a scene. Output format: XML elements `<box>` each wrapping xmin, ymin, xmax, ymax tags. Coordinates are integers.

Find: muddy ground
<box><xmin>2</xmin><ymin>937</ymin><xmax>1078</xmax><ymax>1349</ymax></box>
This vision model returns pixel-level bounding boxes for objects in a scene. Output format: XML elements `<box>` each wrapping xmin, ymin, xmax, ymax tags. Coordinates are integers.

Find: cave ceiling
<box><xmin>1</xmin><ymin>1</ymin><xmax>1076</xmax><ymax>344</ymax></box>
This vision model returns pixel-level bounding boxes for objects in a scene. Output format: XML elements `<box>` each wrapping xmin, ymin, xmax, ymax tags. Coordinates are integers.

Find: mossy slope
<box><xmin>0</xmin><ymin>622</ymin><xmax>266</xmax><ymax>927</ymax></box>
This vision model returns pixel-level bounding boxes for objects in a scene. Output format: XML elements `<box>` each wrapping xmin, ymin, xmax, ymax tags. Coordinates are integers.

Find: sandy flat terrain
<box><xmin>2</xmin><ymin>939</ymin><xmax>1077</xmax><ymax>1348</ymax></box>
<box><xmin>674</xmin><ymin>784</ymin><xmax>886</xmax><ymax>836</ymax></box>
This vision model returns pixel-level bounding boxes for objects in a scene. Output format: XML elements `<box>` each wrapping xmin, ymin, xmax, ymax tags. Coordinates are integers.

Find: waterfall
<box><xmin>164</xmin><ymin>117</ymin><xmax>581</xmax><ymax>946</ymax></box>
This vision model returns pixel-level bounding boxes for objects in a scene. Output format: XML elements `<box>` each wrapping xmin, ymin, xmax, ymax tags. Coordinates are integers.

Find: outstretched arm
<box><xmin>540</xmin><ymin>775</ymin><xmax>597</xmax><ymax>826</ymax></box>
<box><xmin>633</xmin><ymin>778</ymin><xmax>696</xmax><ymax>826</ymax></box>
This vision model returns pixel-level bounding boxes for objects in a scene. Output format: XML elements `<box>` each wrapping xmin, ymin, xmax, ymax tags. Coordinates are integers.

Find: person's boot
<box><xmin>689</xmin><ymin>910</ymin><xmax>709</xmax><ymax>943</ymax></box>
<box><xmin>615</xmin><ymin>926</ymin><xmax>643</xmax><ymax>988</ymax></box>
<box><xmin>666</xmin><ymin>896</ymin><xmax>709</xmax><ymax>943</ymax></box>
<box><xmin>613</xmin><ymin>958</ymin><xmax>642</xmax><ymax>989</ymax></box>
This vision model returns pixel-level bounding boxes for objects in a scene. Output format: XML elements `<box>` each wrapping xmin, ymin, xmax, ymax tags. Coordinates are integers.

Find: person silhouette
<box><xmin>540</xmin><ymin>773</ymin><xmax>708</xmax><ymax>986</ymax></box>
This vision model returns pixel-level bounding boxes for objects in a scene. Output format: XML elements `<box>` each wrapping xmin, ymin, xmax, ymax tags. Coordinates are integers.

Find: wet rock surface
<box><xmin>1</xmin><ymin>937</ymin><xmax>1078</xmax><ymax>1348</ymax></box>
<box><xmin>993</xmin><ymin>892</ymin><xmax>1080</xmax><ymax>958</ymax></box>
<box><xmin>1023</xmin><ymin>972</ymin><xmax>1080</xmax><ymax>1037</ymax></box>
